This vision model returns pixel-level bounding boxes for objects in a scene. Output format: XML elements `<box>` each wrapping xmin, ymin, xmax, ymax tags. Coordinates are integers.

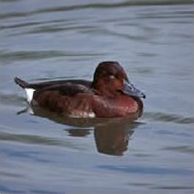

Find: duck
<box><xmin>14</xmin><ymin>61</ymin><xmax>145</xmax><ymax>118</ymax></box>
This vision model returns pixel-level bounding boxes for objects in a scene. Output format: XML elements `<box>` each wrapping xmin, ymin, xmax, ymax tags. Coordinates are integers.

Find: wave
<box><xmin>0</xmin><ymin>50</ymin><xmax>104</xmax><ymax>62</ymax></box>
<box><xmin>143</xmin><ymin>112</ymin><xmax>194</xmax><ymax>124</ymax></box>
<box><xmin>0</xmin><ymin>0</ymin><xmax>192</xmax><ymax>20</ymax></box>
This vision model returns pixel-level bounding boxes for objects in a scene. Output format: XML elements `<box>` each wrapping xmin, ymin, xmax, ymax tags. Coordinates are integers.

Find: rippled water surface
<box><xmin>0</xmin><ymin>1</ymin><xmax>193</xmax><ymax>194</ymax></box>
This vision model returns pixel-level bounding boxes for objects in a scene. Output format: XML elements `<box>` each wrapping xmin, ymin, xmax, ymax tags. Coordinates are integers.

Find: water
<box><xmin>0</xmin><ymin>1</ymin><xmax>193</xmax><ymax>194</ymax></box>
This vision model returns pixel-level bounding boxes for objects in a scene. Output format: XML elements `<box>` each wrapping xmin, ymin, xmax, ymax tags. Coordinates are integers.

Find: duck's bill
<box><xmin>123</xmin><ymin>81</ymin><xmax>146</xmax><ymax>99</ymax></box>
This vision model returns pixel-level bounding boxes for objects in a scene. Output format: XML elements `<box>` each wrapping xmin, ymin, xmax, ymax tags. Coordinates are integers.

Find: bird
<box><xmin>14</xmin><ymin>61</ymin><xmax>145</xmax><ymax>118</ymax></box>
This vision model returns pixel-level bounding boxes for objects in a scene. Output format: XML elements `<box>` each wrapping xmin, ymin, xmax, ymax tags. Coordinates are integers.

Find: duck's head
<box><xmin>92</xmin><ymin>61</ymin><xmax>145</xmax><ymax>98</ymax></box>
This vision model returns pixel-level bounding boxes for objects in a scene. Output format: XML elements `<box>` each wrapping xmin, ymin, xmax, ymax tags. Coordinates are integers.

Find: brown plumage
<box><xmin>15</xmin><ymin>61</ymin><xmax>145</xmax><ymax>118</ymax></box>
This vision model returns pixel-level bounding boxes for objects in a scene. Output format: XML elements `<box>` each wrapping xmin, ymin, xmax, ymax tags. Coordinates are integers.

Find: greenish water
<box><xmin>0</xmin><ymin>1</ymin><xmax>193</xmax><ymax>194</ymax></box>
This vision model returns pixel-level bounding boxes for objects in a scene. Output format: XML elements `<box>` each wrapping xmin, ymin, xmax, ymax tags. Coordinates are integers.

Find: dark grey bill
<box><xmin>123</xmin><ymin>81</ymin><xmax>146</xmax><ymax>99</ymax></box>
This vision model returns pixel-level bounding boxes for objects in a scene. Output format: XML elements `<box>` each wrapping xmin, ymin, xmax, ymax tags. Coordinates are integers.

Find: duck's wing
<box><xmin>32</xmin><ymin>82</ymin><xmax>95</xmax><ymax>114</ymax></box>
<box><xmin>15</xmin><ymin>77</ymin><xmax>93</xmax><ymax>104</ymax></box>
<box><xmin>34</xmin><ymin>82</ymin><xmax>93</xmax><ymax>96</ymax></box>
<box><xmin>28</xmin><ymin>79</ymin><xmax>92</xmax><ymax>90</ymax></box>
<box><xmin>15</xmin><ymin>77</ymin><xmax>92</xmax><ymax>90</ymax></box>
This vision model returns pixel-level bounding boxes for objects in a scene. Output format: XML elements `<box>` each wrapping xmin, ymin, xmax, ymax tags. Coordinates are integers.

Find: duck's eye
<box><xmin>109</xmin><ymin>75</ymin><xmax>116</xmax><ymax>79</ymax></box>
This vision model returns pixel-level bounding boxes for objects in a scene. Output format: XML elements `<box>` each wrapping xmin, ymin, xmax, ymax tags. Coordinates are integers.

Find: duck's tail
<box><xmin>14</xmin><ymin>77</ymin><xmax>29</xmax><ymax>88</ymax></box>
<box><xmin>14</xmin><ymin>77</ymin><xmax>35</xmax><ymax>103</ymax></box>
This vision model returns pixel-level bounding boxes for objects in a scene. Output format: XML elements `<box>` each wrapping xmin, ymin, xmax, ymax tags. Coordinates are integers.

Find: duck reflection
<box><xmin>66</xmin><ymin>128</ymin><xmax>91</xmax><ymax>137</ymax></box>
<box><xmin>18</xmin><ymin>106</ymin><xmax>141</xmax><ymax>156</ymax></box>
<box><xmin>94</xmin><ymin>121</ymin><xmax>136</xmax><ymax>156</ymax></box>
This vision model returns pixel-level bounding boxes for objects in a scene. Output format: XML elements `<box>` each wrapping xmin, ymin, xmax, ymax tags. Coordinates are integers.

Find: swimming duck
<box><xmin>15</xmin><ymin>61</ymin><xmax>145</xmax><ymax>118</ymax></box>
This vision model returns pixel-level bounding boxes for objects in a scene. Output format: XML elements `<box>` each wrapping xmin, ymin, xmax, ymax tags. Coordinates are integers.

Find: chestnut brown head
<box><xmin>92</xmin><ymin>61</ymin><xmax>145</xmax><ymax>98</ymax></box>
<box><xmin>92</xmin><ymin>61</ymin><xmax>127</xmax><ymax>96</ymax></box>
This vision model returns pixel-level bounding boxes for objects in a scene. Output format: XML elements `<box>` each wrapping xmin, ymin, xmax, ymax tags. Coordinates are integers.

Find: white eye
<box><xmin>109</xmin><ymin>75</ymin><xmax>116</xmax><ymax>79</ymax></box>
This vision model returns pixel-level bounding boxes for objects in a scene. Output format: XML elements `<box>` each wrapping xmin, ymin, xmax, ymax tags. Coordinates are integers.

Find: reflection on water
<box><xmin>94</xmin><ymin>121</ymin><xmax>136</xmax><ymax>155</ymax></box>
<box><xmin>67</xmin><ymin>128</ymin><xmax>91</xmax><ymax>137</ymax></box>
<box><xmin>18</xmin><ymin>105</ymin><xmax>139</xmax><ymax>156</ymax></box>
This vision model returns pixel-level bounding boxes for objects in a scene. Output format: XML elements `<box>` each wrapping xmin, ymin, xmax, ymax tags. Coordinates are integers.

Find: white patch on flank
<box><xmin>25</xmin><ymin>88</ymin><xmax>35</xmax><ymax>103</ymax></box>
<box><xmin>87</xmin><ymin>112</ymin><xmax>96</xmax><ymax>118</ymax></box>
<box><xmin>70</xmin><ymin>112</ymin><xmax>96</xmax><ymax>118</ymax></box>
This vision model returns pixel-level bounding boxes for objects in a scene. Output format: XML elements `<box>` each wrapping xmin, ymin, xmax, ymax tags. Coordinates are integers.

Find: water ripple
<box><xmin>0</xmin><ymin>131</ymin><xmax>64</xmax><ymax>146</ymax></box>
<box><xmin>0</xmin><ymin>93</ymin><xmax>24</xmax><ymax>106</ymax></box>
<box><xmin>0</xmin><ymin>1</ymin><xmax>192</xmax><ymax>20</ymax></box>
<box><xmin>152</xmin><ymin>186</ymin><xmax>194</xmax><ymax>190</ymax></box>
<box><xmin>162</xmin><ymin>145</ymin><xmax>194</xmax><ymax>153</ymax></box>
<box><xmin>143</xmin><ymin>112</ymin><xmax>194</xmax><ymax>124</ymax></box>
<box><xmin>0</xmin><ymin>50</ymin><xmax>105</xmax><ymax>62</ymax></box>
<box><xmin>98</xmin><ymin>164</ymin><xmax>193</xmax><ymax>176</ymax></box>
